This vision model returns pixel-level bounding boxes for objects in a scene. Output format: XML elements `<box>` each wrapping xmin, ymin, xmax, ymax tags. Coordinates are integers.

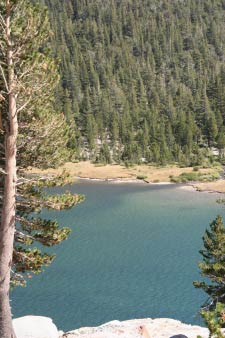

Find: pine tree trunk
<box><xmin>0</xmin><ymin>1</ymin><xmax>17</xmax><ymax>337</ymax></box>
<box><xmin>0</xmin><ymin>132</ymin><xmax>17</xmax><ymax>338</ymax></box>
<box><xmin>0</xmin><ymin>290</ymin><xmax>16</xmax><ymax>338</ymax></box>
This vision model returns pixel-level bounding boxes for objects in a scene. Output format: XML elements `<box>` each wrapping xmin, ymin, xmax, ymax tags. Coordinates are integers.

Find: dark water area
<box><xmin>12</xmin><ymin>181</ymin><xmax>225</xmax><ymax>331</ymax></box>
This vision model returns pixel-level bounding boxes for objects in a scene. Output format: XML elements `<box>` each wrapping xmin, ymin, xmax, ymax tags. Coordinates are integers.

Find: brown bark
<box><xmin>0</xmin><ymin>111</ymin><xmax>3</xmax><ymax>130</ymax></box>
<box><xmin>0</xmin><ymin>1</ymin><xmax>18</xmax><ymax>337</ymax></box>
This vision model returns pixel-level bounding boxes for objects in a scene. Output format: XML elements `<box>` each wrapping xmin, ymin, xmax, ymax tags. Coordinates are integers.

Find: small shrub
<box><xmin>170</xmin><ymin>176</ymin><xmax>185</xmax><ymax>183</ymax></box>
<box><xmin>200</xmin><ymin>303</ymin><xmax>225</xmax><ymax>338</ymax></box>
<box><xmin>94</xmin><ymin>162</ymin><xmax>106</xmax><ymax>167</ymax></box>
<box><xmin>193</xmin><ymin>166</ymin><xmax>199</xmax><ymax>172</ymax></box>
<box><xmin>212</xmin><ymin>161</ymin><xmax>221</xmax><ymax>167</ymax></box>
<box><xmin>124</xmin><ymin>161</ymin><xmax>135</xmax><ymax>168</ymax></box>
<box><xmin>217</xmin><ymin>198</ymin><xmax>225</xmax><ymax>204</ymax></box>
<box><xmin>136</xmin><ymin>174</ymin><xmax>147</xmax><ymax>180</ymax></box>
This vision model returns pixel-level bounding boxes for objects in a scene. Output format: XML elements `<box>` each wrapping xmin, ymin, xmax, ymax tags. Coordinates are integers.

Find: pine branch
<box><xmin>0</xmin><ymin>64</ymin><xmax>9</xmax><ymax>92</ymax></box>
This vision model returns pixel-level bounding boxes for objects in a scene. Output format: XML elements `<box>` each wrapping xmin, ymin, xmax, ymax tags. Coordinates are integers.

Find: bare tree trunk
<box><xmin>0</xmin><ymin>1</ymin><xmax>17</xmax><ymax>337</ymax></box>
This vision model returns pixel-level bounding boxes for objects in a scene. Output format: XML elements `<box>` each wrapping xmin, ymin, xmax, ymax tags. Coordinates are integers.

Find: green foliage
<box><xmin>194</xmin><ymin>215</ymin><xmax>225</xmax><ymax>338</ymax></box>
<box><xmin>136</xmin><ymin>174</ymin><xmax>147</xmax><ymax>180</ymax></box>
<box><xmin>42</xmin><ymin>0</ymin><xmax>225</xmax><ymax>165</ymax></box>
<box><xmin>217</xmin><ymin>130</ymin><xmax>225</xmax><ymax>159</ymax></box>
<box><xmin>13</xmin><ymin>173</ymin><xmax>84</xmax><ymax>287</ymax></box>
<box><xmin>194</xmin><ymin>216</ymin><xmax>225</xmax><ymax>337</ymax></box>
<box><xmin>18</xmin><ymin>111</ymin><xmax>72</xmax><ymax>170</ymax></box>
<box><xmin>194</xmin><ymin>216</ymin><xmax>225</xmax><ymax>306</ymax></box>
<box><xmin>96</xmin><ymin>143</ymin><xmax>112</xmax><ymax>164</ymax></box>
<box><xmin>217</xmin><ymin>198</ymin><xmax>225</xmax><ymax>204</ymax></box>
<box><xmin>0</xmin><ymin>0</ymin><xmax>84</xmax><ymax>287</ymax></box>
<box><xmin>170</xmin><ymin>171</ymin><xmax>220</xmax><ymax>183</ymax></box>
<box><xmin>200</xmin><ymin>303</ymin><xmax>225</xmax><ymax>338</ymax></box>
<box><xmin>193</xmin><ymin>167</ymin><xmax>199</xmax><ymax>172</ymax></box>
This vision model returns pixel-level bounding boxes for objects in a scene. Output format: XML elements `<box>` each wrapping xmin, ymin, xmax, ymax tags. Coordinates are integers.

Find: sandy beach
<box><xmin>27</xmin><ymin>161</ymin><xmax>225</xmax><ymax>193</ymax></box>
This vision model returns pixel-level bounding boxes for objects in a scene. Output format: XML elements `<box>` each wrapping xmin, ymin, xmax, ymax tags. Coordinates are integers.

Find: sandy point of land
<box><xmin>28</xmin><ymin>161</ymin><xmax>219</xmax><ymax>185</ymax></box>
<box><xmin>193</xmin><ymin>179</ymin><xmax>225</xmax><ymax>193</ymax></box>
<box><xmin>28</xmin><ymin>161</ymin><xmax>215</xmax><ymax>182</ymax></box>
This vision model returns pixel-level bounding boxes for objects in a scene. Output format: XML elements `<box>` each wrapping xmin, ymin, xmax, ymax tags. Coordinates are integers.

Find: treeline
<box><xmin>44</xmin><ymin>0</ymin><xmax>225</xmax><ymax>165</ymax></box>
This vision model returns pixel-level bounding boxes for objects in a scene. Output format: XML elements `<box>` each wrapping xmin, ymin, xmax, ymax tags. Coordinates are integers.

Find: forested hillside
<box><xmin>44</xmin><ymin>0</ymin><xmax>225</xmax><ymax>165</ymax></box>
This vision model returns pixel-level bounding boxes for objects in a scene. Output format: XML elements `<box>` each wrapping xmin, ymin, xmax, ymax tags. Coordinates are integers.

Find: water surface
<box><xmin>12</xmin><ymin>181</ymin><xmax>225</xmax><ymax>331</ymax></box>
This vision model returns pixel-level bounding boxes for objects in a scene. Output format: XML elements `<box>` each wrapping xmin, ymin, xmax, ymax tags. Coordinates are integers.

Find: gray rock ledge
<box><xmin>13</xmin><ymin>316</ymin><xmax>225</xmax><ymax>338</ymax></box>
<box><xmin>61</xmin><ymin>318</ymin><xmax>210</xmax><ymax>338</ymax></box>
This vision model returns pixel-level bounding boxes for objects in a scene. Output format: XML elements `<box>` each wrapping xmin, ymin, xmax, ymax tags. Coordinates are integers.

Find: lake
<box><xmin>11</xmin><ymin>181</ymin><xmax>225</xmax><ymax>331</ymax></box>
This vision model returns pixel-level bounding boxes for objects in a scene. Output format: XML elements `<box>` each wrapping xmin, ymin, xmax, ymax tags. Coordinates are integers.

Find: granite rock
<box><xmin>13</xmin><ymin>316</ymin><xmax>59</xmax><ymax>338</ymax></box>
<box><xmin>61</xmin><ymin>318</ymin><xmax>211</xmax><ymax>338</ymax></box>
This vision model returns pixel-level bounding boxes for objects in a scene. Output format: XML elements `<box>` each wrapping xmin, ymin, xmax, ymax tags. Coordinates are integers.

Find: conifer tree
<box><xmin>194</xmin><ymin>215</ymin><xmax>225</xmax><ymax>338</ymax></box>
<box><xmin>0</xmin><ymin>1</ymin><xmax>83</xmax><ymax>337</ymax></box>
<box><xmin>41</xmin><ymin>0</ymin><xmax>225</xmax><ymax>165</ymax></box>
<box><xmin>200</xmin><ymin>303</ymin><xmax>225</xmax><ymax>338</ymax></box>
<box><xmin>194</xmin><ymin>215</ymin><xmax>225</xmax><ymax>307</ymax></box>
<box><xmin>217</xmin><ymin>130</ymin><xmax>225</xmax><ymax>158</ymax></box>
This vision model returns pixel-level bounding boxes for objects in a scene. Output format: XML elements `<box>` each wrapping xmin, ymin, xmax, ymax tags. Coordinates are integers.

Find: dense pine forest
<box><xmin>43</xmin><ymin>0</ymin><xmax>225</xmax><ymax>165</ymax></box>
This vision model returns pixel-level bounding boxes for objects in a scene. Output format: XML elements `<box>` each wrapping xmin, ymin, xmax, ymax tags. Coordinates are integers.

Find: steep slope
<box><xmin>45</xmin><ymin>0</ymin><xmax>225</xmax><ymax>165</ymax></box>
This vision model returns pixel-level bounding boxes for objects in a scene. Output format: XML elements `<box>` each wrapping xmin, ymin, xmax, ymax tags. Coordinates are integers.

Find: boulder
<box><xmin>13</xmin><ymin>316</ymin><xmax>59</xmax><ymax>338</ymax></box>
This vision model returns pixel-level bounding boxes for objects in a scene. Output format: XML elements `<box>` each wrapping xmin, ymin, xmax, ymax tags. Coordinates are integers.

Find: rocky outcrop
<box><xmin>13</xmin><ymin>316</ymin><xmax>225</xmax><ymax>338</ymax></box>
<box><xmin>61</xmin><ymin>318</ymin><xmax>210</xmax><ymax>338</ymax></box>
<box><xmin>13</xmin><ymin>316</ymin><xmax>59</xmax><ymax>338</ymax></box>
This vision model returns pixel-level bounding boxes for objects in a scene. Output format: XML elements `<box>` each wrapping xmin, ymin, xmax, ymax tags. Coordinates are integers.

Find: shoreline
<box><xmin>75</xmin><ymin>176</ymin><xmax>224</xmax><ymax>195</ymax></box>
<box><xmin>28</xmin><ymin>161</ymin><xmax>225</xmax><ymax>194</ymax></box>
<box><xmin>74</xmin><ymin>176</ymin><xmax>174</xmax><ymax>185</ymax></box>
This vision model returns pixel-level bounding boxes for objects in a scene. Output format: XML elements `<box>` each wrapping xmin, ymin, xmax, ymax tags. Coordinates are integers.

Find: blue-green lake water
<box><xmin>11</xmin><ymin>181</ymin><xmax>225</xmax><ymax>331</ymax></box>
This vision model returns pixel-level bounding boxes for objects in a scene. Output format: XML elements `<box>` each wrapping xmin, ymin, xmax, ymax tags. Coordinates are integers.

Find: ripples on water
<box><xmin>12</xmin><ymin>182</ymin><xmax>225</xmax><ymax>331</ymax></box>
